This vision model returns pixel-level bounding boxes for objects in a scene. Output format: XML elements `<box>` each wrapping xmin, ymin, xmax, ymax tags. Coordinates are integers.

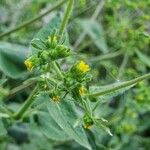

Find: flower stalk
<box><xmin>58</xmin><ymin>0</ymin><xmax>74</xmax><ymax>40</ymax></box>
<box><xmin>52</xmin><ymin>61</ymin><xmax>64</xmax><ymax>79</ymax></box>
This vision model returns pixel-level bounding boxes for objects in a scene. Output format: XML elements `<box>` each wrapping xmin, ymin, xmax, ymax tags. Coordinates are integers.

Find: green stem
<box><xmin>89</xmin><ymin>50</ymin><xmax>123</xmax><ymax>62</ymax></box>
<box><xmin>53</xmin><ymin>0</ymin><xmax>74</xmax><ymax>79</ymax></box>
<box><xmin>52</xmin><ymin>61</ymin><xmax>64</xmax><ymax>79</ymax></box>
<box><xmin>0</xmin><ymin>0</ymin><xmax>66</xmax><ymax>39</ymax></box>
<box><xmin>8</xmin><ymin>81</ymin><xmax>35</xmax><ymax>99</ymax></box>
<box><xmin>87</xmin><ymin>73</ymin><xmax>150</xmax><ymax>98</ymax></box>
<box><xmin>13</xmin><ymin>85</ymin><xmax>39</xmax><ymax>120</ymax></box>
<box><xmin>58</xmin><ymin>0</ymin><xmax>74</xmax><ymax>40</ymax></box>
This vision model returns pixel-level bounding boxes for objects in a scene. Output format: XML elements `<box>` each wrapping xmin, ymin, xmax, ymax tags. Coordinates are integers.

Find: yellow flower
<box><xmin>76</xmin><ymin>60</ymin><xmax>90</xmax><ymax>73</ymax></box>
<box><xmin>52</xmin><ymin>96</ymin><xmax>60</xmax><ymax>103</ymax></box>
<box><xmin>48</xmin><ymin>36</ymin><xmax>57</xmax><ymax>43</ymax></box>
<box><xmin>24</xmin><ymin>59</ymin><xmax>33</xmax><ymax>71</ymax></box>
<box><xmin>79</xmin><ymin>86</ymin><xmax>86</xmax><ymax>95</ymax></box>
<box><xmin>84</xmin><ymin>123</ymin><xmax>93</xmax><ymax>129</ymax></box>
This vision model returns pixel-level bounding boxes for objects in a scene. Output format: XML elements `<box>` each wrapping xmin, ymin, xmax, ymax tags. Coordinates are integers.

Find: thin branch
<box><xmin>89</xmin><ymin>50</ymin><xmax>123</xmax><ymax>62</ymax></box>
<box><xmin>0</xmin><ymin>0</ymin><xmax>66</xmax><ymax>39</ymax></box>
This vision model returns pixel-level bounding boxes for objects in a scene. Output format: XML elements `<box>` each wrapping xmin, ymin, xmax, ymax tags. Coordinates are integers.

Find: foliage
<box><xmin>0</xmin><ymin>0</ymin><xmax>150</xmax><ymax>150</ymax></box>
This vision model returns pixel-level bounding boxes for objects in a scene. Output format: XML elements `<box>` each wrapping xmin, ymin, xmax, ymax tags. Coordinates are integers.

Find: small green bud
<box><xmin>40</xmin><ymin>50</ymin><xmax>49</xmax><ymax>61</ymax></box>
<box><xmin>47</xmin><ymin>35</ymin><xmax>58</xmax><ymax>48</ymax></box>
<box><xmin>49</xmin><ymin>89</ymin><xmax>61</xmax><ymax>103</ymax></box>
<box><xmin>56</xmin><ymin>45</ymin><xmax>71</xmax><ymax>58</ymax></box>
<box><xmin>50</xmin><ymin>45</ymin><xmax>71</xmax><ymax>60</ymax></box>
<box><xmin>83</xmin><ymin>114</ymin><xmax>94</xmax><ymax>129</ymax></box>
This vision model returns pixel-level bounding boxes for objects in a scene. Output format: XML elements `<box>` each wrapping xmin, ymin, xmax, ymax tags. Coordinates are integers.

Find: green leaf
<box><xmin>95</xmin><ymin>120</ymin><xmax>113</xmax><ymax>136</ymax></box>
<box><xmin>0</xmin><ymin>119</ymin><xmax>7</xmax><ymax>136</ymax></box>
<box><xmin>88</xmin><ymin>73</ymin><xmax>150</xmax><ymax>98</ymax></box>
<box><xmin>31</xmin><ymin>38</ymin><xmax>47</xmax><ymax>50</ymax></box>
<box><xmin>38</xmin><ymin>111</ymin><xmax>70</xmax><ymax>141</ymax></box>
<box><xmin>32</xmin><ymin>15</ymin><xmax>69</xmax><ymax>52</ymax></box>
<box><xmin>0</xmin><ymin>42</ymin><xmax>28</xmax><ymax>79</ymax></box>
<box><xmin>89</xmin><ymin>83</ymin><xmax>135</xmax><ymax>100</ymax></box>
<box><xmin>34</xmin><ymin>16</ymin><xmax>61</xmax><ymax>41</ymax></box>
<box><xmin>79</xmin><ymin>19</ymin><xmax>108</xmax><ymax>53</ymax></box>
<box><xmin>135</xmin><ymin>50</ymin><xmax>150</xmax><ymax>67</ymax></box>
<box><xmin>47</xmin><ymin>98</ymin><xmax>92</xmax><ymax>150</ymax></box>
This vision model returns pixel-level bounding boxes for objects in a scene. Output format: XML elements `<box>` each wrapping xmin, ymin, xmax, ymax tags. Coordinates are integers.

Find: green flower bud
<box><xmin>47</xmin><ymin>36</ymin><xmax>58</xmax><ymax>48</ymax></box>
<box><xmin>49</xmin><ymin>89</ymin><xmax>61</xmax><ymax>103</ymax></box>
<box><xmin>50</xmin><ymin>45</ymin><xmax>70</xmax><ymax>60</ymax></box>
<box><xmin>40</xmin><ymin>50</ymin><xmax>49</xmax><ymax>61</ymax></box>
<box><xmin>83</xmin><ymin>114</ymin><xmax>94</xmax><ymax>129</ymax></box>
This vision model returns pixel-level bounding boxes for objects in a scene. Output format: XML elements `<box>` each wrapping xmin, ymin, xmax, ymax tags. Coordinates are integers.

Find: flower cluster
<box><xmin>24</xmin><ymin>34</ymin><xmax>110</xmax><ymax>132</ymax></box>
<box><xmin>24</xmin><ymin>35</ymin><xmax>71</xmax><ymax>72</ymax></box>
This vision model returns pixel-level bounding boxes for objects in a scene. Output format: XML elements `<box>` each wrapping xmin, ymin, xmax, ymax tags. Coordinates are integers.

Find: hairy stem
<box><xmin>87</xmin><ymin>73</ymin><xmax>150</xmax><ymax>98</ymax></box>
<box><xmin>58</xmin><ymin>0</ymin><xmax>74</xmax><ymax>40</ymax></box>
<box><xmin>0</xmin><ymin>0</ymin><xmax>66</xmax><ymax>39</ymax></box>
<box><xmin>52</xmin><ymin>61</ymin><xmax>64</xmax><ymax>79</ymax></box>
<box><xmin>89</xmin><ymin>50</ymin><xmax>123</xmax><ymax>62</ymax></box>
<box><xmin>13</xmin><ymin>85</ymin><xmax>39</xmax><ymax>120</ymax></box>
<box><xmin>8</xmin><ymin>81</ymin><xmax>35</xmax><ymax>99</ymax></box>
<box><xmin>54</xmin><ymin>0</ymin><xmax>73</xmax><ymax>79</ymax></box>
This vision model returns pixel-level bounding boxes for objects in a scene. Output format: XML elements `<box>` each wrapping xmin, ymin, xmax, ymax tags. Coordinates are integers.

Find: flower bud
<box><xmin>79</xmin><ymin>86</ymin><xmax>87</xmax><ymax>96</ymax></box>
<box><xmin>50</xmin><ymin>45</ymin><xmax>71</xmax><ymax>60</ymax></box>
<box><xmin>24</xmin><ymin>59</ymin><xmax>34</xmax><ymax>71</ymax></box>
<box><xmin>52</xmin><ymin>95</ymin><xmax>60</xmax><ymax>103</ymax></box>
<box><xmin>47</xmin><ymin>35</ymin><xmax>58</xmax><ymax>48</ymax></box>
<box><xmin>49</xmin><ymin>90</ymin><xmax>61</xmax><ymax>103</ymax></box>
<box><xmin>76</xmin><ymin>60</ymin><xmax>90</xmax><ymax>73</ymax></box>
<box><xmin>40</xmin><ymin>51</ymin><xmax>49</xmax><ymax>62</ymax></box>
<box><xmin>70</xmin><ymin>60</ymin><xmax>90</xmax><ymax>80</ymax></box>
<box><xmin>83</xmin><ymin>114</ymin><xmax>94</xmax><ymax>129</ymax></box>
